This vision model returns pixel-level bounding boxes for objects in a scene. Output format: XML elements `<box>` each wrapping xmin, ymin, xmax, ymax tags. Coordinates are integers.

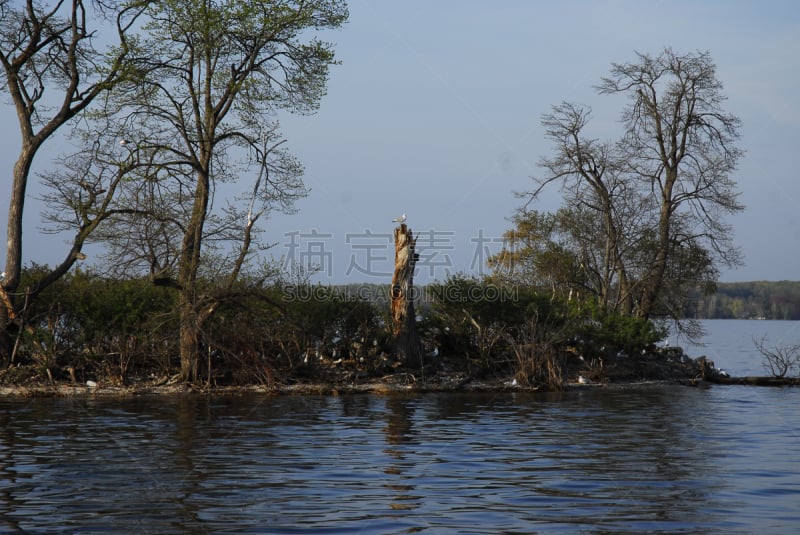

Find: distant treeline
<box><xmin>689</xmin><ymin>281</ymin><xmax>800</xmax><ymax>320</ymax></box>
<box><xmin>329</xmin><ymin>281</ymin><xmax>800</xmax><ymax>321</ymax></box>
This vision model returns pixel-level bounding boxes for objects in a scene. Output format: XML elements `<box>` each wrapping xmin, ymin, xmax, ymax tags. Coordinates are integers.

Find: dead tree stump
<box><xmin>391</xmin><ymin>223</ymin><xmax>423</xmax><ymax>368</ymax></box>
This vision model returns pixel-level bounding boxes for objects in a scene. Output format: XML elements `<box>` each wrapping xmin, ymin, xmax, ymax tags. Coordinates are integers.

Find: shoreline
<box><xmin>3</xmin><ymin>376</ymin><xmax>795</xmax><ymax>399</ymax></box>
<box><xmin>0</xmin><ymin>375</ymin><xmax>704</xmax><ymax>399</ymax></box>
<box><xmin>2</xmin><ymin>347</ymin><xmax>795</xmax><ymax>399</ymax></box>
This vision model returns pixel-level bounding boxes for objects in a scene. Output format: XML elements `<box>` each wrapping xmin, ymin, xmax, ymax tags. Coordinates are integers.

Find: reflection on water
<box><xmin>0</xmin><ymin>386</ymin><xmax>798</xmax><ymax>534</ymax></box>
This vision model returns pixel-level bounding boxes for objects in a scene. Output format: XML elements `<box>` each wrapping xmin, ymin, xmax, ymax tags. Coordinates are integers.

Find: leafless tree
<box><xmin>514</xmin><ymin>48</ymin><xmax>743</xmax><ymax>330</ymax></box>
<box><xmin>0</xmin><ymin>0</ymin><xmax>147</xmax><ymax>364</ymax></box>
<box><xmin>597</xmin><ymin>48</ymin><xmax>744</xmax><ymax>319</ymax></box>
<box><xmin>531</xmin><ymin>102</ymin><xmax>641</xmax><ymax>312</ymax></box>
<box><xmin>755</xmin><ymin>335</ymin><xmax>800</xmax><ymax>378</ymax></box>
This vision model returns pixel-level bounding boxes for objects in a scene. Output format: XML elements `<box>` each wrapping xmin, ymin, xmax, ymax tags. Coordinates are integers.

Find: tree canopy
<box><xmin>0</xmin><ymin>0</ymin><xmax>147</xmax><ymax>364</ymax></box>
<box><xmin>98</xmin><ymin>0</ymin><xmax>349</xmax><ymax>381</ymax></box>
<box><xmin>1</xmin><ymin>0</ymin><xmax>349</xmax><ymax>380</ymax></box>
<box><xmin>493</xmin><ymin>48</ymin><xmax>744</xmax><ymax>333</ymax></box>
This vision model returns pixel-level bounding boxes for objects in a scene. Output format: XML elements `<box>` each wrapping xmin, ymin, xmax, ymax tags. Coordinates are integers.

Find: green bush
<box><xmin>425</xmin><ymin>276</ymin><xmax>544</xmax><ymax>371</ymax></box>
<box><xmin>16</xmin><ymin>266</ymin><xmax>177</xmax><ymax>382</ymax></box>
<box><xmin>575</xmin><ymin>299</ymin><xmax>666</xmax><ymax>355</ymax></box>
<box><xmin>205</xmin><ymin>284</ymin><xmax>387</xmax><ymax>384</ymax></box>
<box><xmin>5</xmin><ymin>267</ymin><xmax>667</xmax><ymax>387</ymax></box>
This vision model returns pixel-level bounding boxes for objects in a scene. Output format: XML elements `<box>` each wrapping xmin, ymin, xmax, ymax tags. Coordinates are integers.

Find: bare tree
<box><xmin>514</xmin><ymin>48</ymin><xmax>743</xmax><ymax>329</ymax></box>
<box><xmin>597</xmin><ymin>47</ymin><xmax>744</xmax><ymax>319</ymax></box>
<box><xmin>0</xmin><ymin>0</ymin><xmax>146</xmax><ymax>364</ymax></box>
<box><xmin>755</xmin><ymin>335</ymin><xmax>800</xmax><ymax>378</ymax></box>
<box><xmin>531</xmin><ymin>102</ymin><xmax>639</xmax><ymax>312</ymax></box>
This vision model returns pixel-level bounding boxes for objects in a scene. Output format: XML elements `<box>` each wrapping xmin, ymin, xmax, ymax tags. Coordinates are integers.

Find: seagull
<box><xmin>0</xmin><ymin>271</ymin><xmax>5</xmax><ymax>281</ymax></box>
<box><xmin>578</xmin><ymin>375</ymin><xmax>590</xmax><ymax>384</ymax></box>
<box><xmin>392</xmin><ymin>213</ymin><xmax>406</xmax><ymax>223</ymax></box>
<box><xmin>119</xmin><ymin>139</ymin><xmax>130</xmax><ymax>147</ymax></box>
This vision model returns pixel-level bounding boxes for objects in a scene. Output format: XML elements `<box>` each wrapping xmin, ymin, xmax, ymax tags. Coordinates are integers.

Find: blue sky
<box><xmin>3</xmin><ymin>0</ymin><xmax>800</xmax><ymax>284</ymax></box>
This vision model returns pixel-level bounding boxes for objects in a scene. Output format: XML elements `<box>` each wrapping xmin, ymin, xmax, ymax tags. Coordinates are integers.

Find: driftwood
<box><xmin>692</xmin><ymin>357</ymin><xmax>800</xmax><ymax>386</ymax></box>
<box><xmin>390</xmin><ymin>223</ymin><xmax>423</xmax><ymax>368</ymax></box>
<box><xmin>695</xmin><ymin>356</ymin><xmax>800</xmax><ymax>386</ymax></box>
<box><xmin>705</xmin><ymin>375</ymin><xmax>800</xmax><ymax>386</ymax></box>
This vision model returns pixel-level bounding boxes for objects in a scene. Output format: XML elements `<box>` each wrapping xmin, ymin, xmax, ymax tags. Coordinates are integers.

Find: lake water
<box><xmin>1</xmin><ymin>320</ymin><xmax>799</xmax><ymax>534</ymax></box>
<box><xmin>691</xmin><ymin>319</ymin><xmax>800</xmax><ymax>376</ymax></box>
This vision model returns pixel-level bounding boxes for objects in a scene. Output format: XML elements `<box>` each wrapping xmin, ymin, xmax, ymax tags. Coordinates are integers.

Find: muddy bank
<box><xmin>0</xmin><ymin>375</ymin><xmax>683</xmax><ymax>399</ymax></box>
<box><xmin>9</xmin><ymin>344</ymin><xmax>793</xmax><ymax>398</ymax></box>
<box><xmin>0</xmin><ymin>345</ymin><xmax>726</xmax><ymax>398</ymax></box>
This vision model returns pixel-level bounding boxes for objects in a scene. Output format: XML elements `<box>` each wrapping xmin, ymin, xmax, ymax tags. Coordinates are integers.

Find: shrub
<box><xmin>17</xmin><ymin>267</ymin><xmax>176</xmax><ymax>382</ymax></box>
<box><xmin>755</xmin><ymin>335</ymin><xmax>800</xmax><ymax>378</ymax></box>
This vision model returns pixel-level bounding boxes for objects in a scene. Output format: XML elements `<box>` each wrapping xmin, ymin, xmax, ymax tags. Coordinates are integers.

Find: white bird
<box><xmin>119</xmin><ymin>139</ymin><xmax>129</xmax><ymax>146</ymax></box>
<box><xmin>0</xmin><ymin>271</ymin><xmax>5</xmax><ymax>281</ymax></box>
<box><xmin>578</xmin><ymin>375</ymin><xmax>590</xmax><ymax>384</ymax></box>
<box><xmin>392</xmin><ymin>213</ymin><xmax>406</xmax><ymax>223</ymax></box>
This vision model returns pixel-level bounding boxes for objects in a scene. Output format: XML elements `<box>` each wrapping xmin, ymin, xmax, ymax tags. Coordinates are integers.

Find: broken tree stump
<box><xmin>391</xmin><ymin>223</ymin><xmax>423</xmax><ymax>368</ymax></box>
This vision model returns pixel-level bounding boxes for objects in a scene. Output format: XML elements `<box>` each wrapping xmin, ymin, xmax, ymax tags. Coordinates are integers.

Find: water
<box><xmin>0</xmin><ymin>320</ymin><xmax>798</xmax><ymax>534</ymax></box>
<box><xmin>691</xmin><ymin>319</ymin><xmax>800</xmax><ymax>376</ymax></box>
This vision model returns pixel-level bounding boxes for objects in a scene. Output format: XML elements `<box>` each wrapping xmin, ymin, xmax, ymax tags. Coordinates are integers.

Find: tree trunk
<box><xmin>390</xmin><ymin>223</ymin><xmax>423</xmax><ymax>368</ymax></box>
<box><xmin>0</xmin><ymin>287</ymin><xmax>13</xmax><ymax>366</ymax></box>
<box><xmin>179</xmin><ymin>292</ymin><xmax>199</xmax><ymax>383</ymax></box>
<box><xmin>175</xmin><ymin>166</ymin><xmax>210</xmax><ymax>383</ymax></box>
<box><xmin>1</xmin><ymin>145</ymin><xmax>36</xmax><ymax>365</ymax></box>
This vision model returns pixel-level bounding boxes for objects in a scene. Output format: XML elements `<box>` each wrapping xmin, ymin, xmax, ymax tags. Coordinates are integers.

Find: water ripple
<box><xmin>0</xmin><ymin>386</ymin><xmax>798</xmax><ymax>533</ymax></box>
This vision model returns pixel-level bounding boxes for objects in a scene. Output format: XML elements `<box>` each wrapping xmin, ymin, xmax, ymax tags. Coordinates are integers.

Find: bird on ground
<box><xmin>392</xmin><ymin>213</ymin><xmax>406</xmax><ymax>223</ymax></box>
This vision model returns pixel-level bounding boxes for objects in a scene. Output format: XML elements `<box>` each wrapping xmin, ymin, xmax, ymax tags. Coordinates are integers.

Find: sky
<box><xmin>2</xmin><ymin>0</ymin><xmax>800</xmax><ymax>285</ymax></box>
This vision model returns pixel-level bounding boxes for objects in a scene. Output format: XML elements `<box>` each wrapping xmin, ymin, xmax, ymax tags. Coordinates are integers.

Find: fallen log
<box><xmin>705</xmin><ymin>375</ymin><xmax>800</xmax><ymax>386</ymax></box>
